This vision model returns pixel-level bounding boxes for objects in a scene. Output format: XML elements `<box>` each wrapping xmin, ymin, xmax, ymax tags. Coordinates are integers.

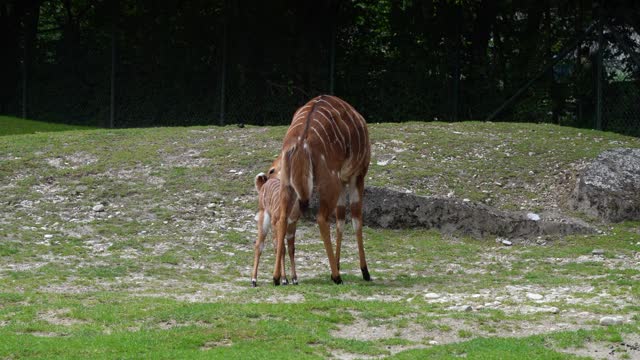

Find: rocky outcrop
<box><xmin>362</xmin><ymin>187</ymin><xmax>594</xmax><ymax>238</ymax></box>
<box><xmin>307</xmin><ymin>186</ymin><xmax>595</xmax><ymax>239</ymax></box>
<box><xmin>570</xmin><ymin>148</ymin><xmax>640</xmax><ymax>222</ymax></box>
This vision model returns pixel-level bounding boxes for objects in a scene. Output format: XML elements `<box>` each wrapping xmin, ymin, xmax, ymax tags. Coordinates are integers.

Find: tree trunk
<box><xmin>22</xmin><ymin>0</ymin><xmax>41</xmax><ymax>119</ymax></box>
<box><xmin>471</xmin><ymin>0</ymin><xmax>498</xmax><ymax>73</ymax></box>
<box><xmin>109</xmin><ymin>0</ymin><xmax>118</xmax><ymax>128</ymax></box>
<box><xmin>0</xmin><ymin>2</ymin><xmax>24</xmax><ymax>114</ymax></box>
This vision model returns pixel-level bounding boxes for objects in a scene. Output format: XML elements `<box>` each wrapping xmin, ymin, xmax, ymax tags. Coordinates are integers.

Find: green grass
<box><xmin>1</xmin><ymin>121</ymin><xmax>639</xmax><ymax>358</ymax></box>
<box><xmin>0</xmin><ymin>115</ymin><xmax>96</xmax><ymax>136</ymax></box>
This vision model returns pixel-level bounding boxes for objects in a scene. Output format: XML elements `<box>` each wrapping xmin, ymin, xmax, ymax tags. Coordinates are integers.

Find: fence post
<box><xmin>452</xmin><ymin>4</ymin><xmax>461</xmax><ymax>121</ymax></box>
<box><xmin>110</xmin><ymin>1</ymin><xmax>117</xmax><ymax>129</ymax></box>
<box><xmin>22</xmin><ymin>35</ymin><xmax>27</xmax><ymax>119</ymax></box>
<box><xmin>595</xmin><ymin>10</ymin><xmax>603</xmax><ymax>131</ymax></box>
<box><xmin>329</xmin><ymin>21</ymin><xmax>335</xmax><ymax>95</ymax></box>
<box><xmin>219</xmin><ymin>2</ymin><xmax>227</xmax><ymax>126</ymax></box>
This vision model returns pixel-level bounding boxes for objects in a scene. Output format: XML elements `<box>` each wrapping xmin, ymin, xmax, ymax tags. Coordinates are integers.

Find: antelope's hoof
<box><xmin>273</xmin><ymin>277</ymin><xmax>281</xmax><ymax>286</ymax></box>
<box><xmin>282</xmin><ymin>278</ymin><xmax>289</xmax><ymax>286</ymax></box>
<box><xmin>331</xmin><ymin>275</ymin><xmax>343</xmax><ymax>285</ymax></box>
<box><xmin>362</xmin><ymin>267</ymin><xmax>371</xmax><ymax>281</ymax></box>
<box><xmin>251</xmin><ymin>280</ymin><xmax>257</xmax><ymax>288</ymax></box>
<box><xmin>292</xmin><ymin>278</ymin><xmax>298</xmax><ymax>285</ymax></box>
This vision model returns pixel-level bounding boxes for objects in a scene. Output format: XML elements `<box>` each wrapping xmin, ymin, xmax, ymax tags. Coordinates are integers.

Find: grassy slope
<box><xmin>0</xmin><ymin>122</ymin><xmax>639</xmax><ymax>359</ymax></box>
<box><xmin>0</xmin><ymin>115</ymin><xmax>96</xmax><ymax>136</ymax></box>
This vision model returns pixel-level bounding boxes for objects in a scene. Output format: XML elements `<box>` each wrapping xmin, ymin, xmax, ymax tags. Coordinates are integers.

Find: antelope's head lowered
<box><xmin>267</xmin><ymin>156</ymin><xmax>280</xmax><ymax>180</ymax></box>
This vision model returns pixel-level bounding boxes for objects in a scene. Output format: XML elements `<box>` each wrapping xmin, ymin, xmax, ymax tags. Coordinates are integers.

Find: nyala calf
<box><xmin>251</xmin><ymin>173</ymin><xmax>300</xmax><ymax>287</ymax></box>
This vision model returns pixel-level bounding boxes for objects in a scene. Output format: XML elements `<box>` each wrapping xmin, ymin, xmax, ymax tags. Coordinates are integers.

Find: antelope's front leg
<box><xmin>252</xmin><ymin>212</ymin><xmax>268</xmax><ymax>287</ymax></box>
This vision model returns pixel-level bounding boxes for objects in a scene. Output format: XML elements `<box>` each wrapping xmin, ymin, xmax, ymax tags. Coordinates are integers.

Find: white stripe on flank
<box><xmin>306</xmin><ymin>146</ymin><xmax>314</xmax><ymax>200</ymax></box>
<box><xmin>310</xmin><ymin>127</ymin><xmax>328</xmax><ymax>154</ymax></box>
<box><xmin>320</xmin><ymin>102</ymin><xmax>348</xmax><ymax>150</ymax></box>
<box><xmin>317</xmin><ymin>108</ymin><xmax>345</xmax><ymax>151</ymax></box>
<box><xmin>292</xmin><ymin>111</ymin><xmax>309</xmax><ymax>123</ymax></box>
<box><xmin>312</xmin><ymin>118</ymin><xmax>331</xmax><ymax>149</ymax></box>
<box><xmin>348</xmin><ymin>104</ymin><xmax>367</xmax><ymax>164</ymax></box>
<box><xmin>337</xmin><ymin>99</ymin><xmax>363</xmax><ymax>163</ymax></box>
<box><xmin>285</xmin><ymin>122</ymin><xmax>304</xmax><ymax>136</ymax></box>
<box><xmin>318</xmin><ymin>100</ymin><xmax>347</xmax><ymax>137</ymax></box>
<box><xmin>326</xmin><ymin>99</ymin><xmax>353</xmax><ymax>145</ymax></box>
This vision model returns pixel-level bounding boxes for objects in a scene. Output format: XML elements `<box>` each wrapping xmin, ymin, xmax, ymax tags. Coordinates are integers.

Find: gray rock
<box><xmin>447</xmin><ymin>305</ymin><xmax>473</xmax><ymax>312</ymax></box>
<box><xmin>92</xmin><ymin>204</ymin><xmax>105</xmax><ymax>212</ymax></box>
<box><xmin>599</xmin><ymin>316</ymin><xmax>624</xmax><ymax>326</ymax></box>
<box><xmin>526</xmin><ymin>292</ymin><xmax>544</xmax><ymax>300</ymax></box>
<box><xmin>592</xmin><ymin>249</ymin><xmax>605</xmax><ymax>256</ymax></box>
<box><xmin>571</xmin><ymin>148</ymin><xmax>640</xmax><ymax>222</ymax></box>
<box><xmin>423</xmin><ymin>292</ymin><xmax>441</xmax><ymax>299</ymax></box>
<box><xmin>526</xmin><ymin>212</ymin><xmax>541</xmax><ymax>221</ymax></box>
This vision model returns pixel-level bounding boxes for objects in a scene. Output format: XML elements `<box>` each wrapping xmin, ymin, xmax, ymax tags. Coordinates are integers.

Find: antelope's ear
<box><xmin>255</xmin><ymin>172</ymin><xmax>268</xmax><ymax>192</ymax></box>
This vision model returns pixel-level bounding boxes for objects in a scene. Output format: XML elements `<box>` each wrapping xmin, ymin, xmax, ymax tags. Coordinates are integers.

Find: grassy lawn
<box><xmin>1</xmin><ymin>120</ymin><xmax>639</xmax><ymax>359</ymax></box>
<box><xmin>0</xmin><ymin>115</ymin><xmax>96</xmax><ymax>136</ymax></box>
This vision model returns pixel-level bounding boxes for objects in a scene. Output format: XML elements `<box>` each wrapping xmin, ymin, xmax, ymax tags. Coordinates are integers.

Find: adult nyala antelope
<box><xmin>252</xmin><ymin>173</ymin><xmax>300</xmax><ymax>287</ymax></box>
<box><xmin>273</xmin><ymin>95</ymin><xmax>371</xmax><ymax>285</ymax></box>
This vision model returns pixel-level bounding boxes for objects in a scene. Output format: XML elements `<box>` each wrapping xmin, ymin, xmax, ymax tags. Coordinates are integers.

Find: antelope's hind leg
<box><xmin>286</xmin><ymin>222</ymin><xmax>298</xmax><ymax>285</ymax></box>
<box><xmin>273</xmin><ymin>234</ymin><xmax>289</xmax><ymax>285</ymax></box>
<box><xmin>317</xmin><ymin>191</ymin><xmax>342</xmax><ymax>284</ymax></box>
<box><xmin>335</xmin><ymin>188</ymin><xmax>347</xmax><ymax>272</ymax></box>
<box><xmin>273</xmin><ymin>187</ymin><xmax>294</xmax><ymax>286</ymax></box>
<box><xmin>350</xmin><ymin>175</ymin><xmax>370</xmax><ymax>281</ymax></box>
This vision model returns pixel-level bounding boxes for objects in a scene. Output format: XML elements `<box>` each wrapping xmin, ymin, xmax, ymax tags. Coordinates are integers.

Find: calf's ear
<box><xmin>255</xmin><ymin>172</ymin><xmax>268</xmax><ymax>192</ymax></box>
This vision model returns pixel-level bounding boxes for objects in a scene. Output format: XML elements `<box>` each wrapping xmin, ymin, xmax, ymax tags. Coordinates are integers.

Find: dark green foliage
<box><xmin>1</xmin><ymin>1</ymin><xmax>639</xmax><ymax>135</ymax></box>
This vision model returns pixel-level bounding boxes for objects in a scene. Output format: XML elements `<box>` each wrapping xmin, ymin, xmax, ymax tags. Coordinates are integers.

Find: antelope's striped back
<box><xmin>259</xmin><ymin>178</ymin><xmax>282</xmax><ymax>217</ymax></box>
<box><xmin>282</xmin><ymin>95</ymin><xmax>370</xmax><ymax>194</ymax></box>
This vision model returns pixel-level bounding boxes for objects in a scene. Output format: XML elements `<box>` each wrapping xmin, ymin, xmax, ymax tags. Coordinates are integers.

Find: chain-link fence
<box><xmin>6</xmin><ymin>3</ymin><xmax>640</xmax><ymax>137</ymax></box>
<box><xmin>604</xmin><ymin>80</ymin><xmax>640</xmax><ymax>136</ymax></box>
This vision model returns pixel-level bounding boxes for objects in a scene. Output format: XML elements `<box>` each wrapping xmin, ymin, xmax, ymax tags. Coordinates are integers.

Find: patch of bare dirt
<box><xmin>556</xmin><ymin>333</ymin><xmax>640</xmax><ymax>360</ymax></box>
<box><xmin>159</xmin><ymin>149</ymin><xmax>210</xmax><ymax>168</ymax></box>
<box><xmin>38</xmin><ymin>309</ymin><xmax>88</xmax><ymax>326</ymax></box>
<box><xmin>331</xmin><ymin>311</ymin><xmax>604</xmax><ymax>355</ymax></box>
<box><xmin>200</xmin><ymin>339</ymin><xmax>233</xmax><ymax>350</ymax></box>
<box><xmin>46</xmin><ymin>152</ymin><xmax>98</xmax><ymax>169</ymax></box>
